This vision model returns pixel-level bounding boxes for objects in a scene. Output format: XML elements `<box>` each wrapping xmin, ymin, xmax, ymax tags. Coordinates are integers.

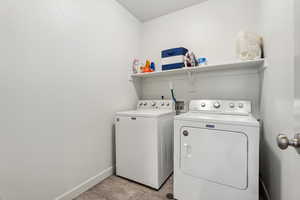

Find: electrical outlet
<box><xmin>175</xmin><ymin>101</ymin><xmax>187</xmax><ymax>113</ymax></box>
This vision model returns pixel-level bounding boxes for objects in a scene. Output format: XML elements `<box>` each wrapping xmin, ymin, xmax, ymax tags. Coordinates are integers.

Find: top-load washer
<box><xmin>115</xmin><ymin>100</ymin><xmax>175</xmax><ymax>189</ymax></box>
<box><xmin>174</xmin><ymin>100</ymin><xmax>260</xmax><ymax>200</ymax></box>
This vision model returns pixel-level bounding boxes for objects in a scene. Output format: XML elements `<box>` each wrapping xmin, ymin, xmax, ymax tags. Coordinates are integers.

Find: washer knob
<box><xmin>161</xmin><ymin>103</ymin><xmax>165</xmax><ymax>106</ymax></box>
<box><xmin>152</xmin><ymin>102</ymin><xmax>156</xmax><ymax>106</ymax></box>
<box><xmin>144</xmin><ymin>102</ymin><xmax>148</xmax><ymax>106</ymax></box>
<box><xmin>201</xmin><ymin>103</ymin><xmax>206</xmax><ymax>107</ymax></box>
<box><xmin>229</xmin><ymin>103</ymin><xmax>235</xmax><ymax>108</ymax></box>
<box><xmin>139</xmin><ymin>102</ymin><xmax>143</xmax><ymax>106</ymax></box>
<box><xmin>238</xmin><ymin>103</ymin><xmax>244</xmax><ymax>108</ymax></box>
<box><xmin>214</xmin><ymin>102</ymin><xmax>221</xmax><ymax>109</ymax></box>
<box><xmin>166</xmin><ymin>103</ymin><xmax>170</xmax><ymax>106</ymax></box>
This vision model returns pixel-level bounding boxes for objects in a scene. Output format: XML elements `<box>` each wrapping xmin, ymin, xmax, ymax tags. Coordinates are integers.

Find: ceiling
<box><xmin>116</xmin><ymin>0</ymin><xmax>208</xmax><ymax>22</ymax></box>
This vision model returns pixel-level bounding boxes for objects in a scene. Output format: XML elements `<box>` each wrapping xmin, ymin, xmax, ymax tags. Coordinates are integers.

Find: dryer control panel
<box><xmin>189</xmin><ymin>100</ymin><xmax>251</xmax><ymax>116</ymax></box>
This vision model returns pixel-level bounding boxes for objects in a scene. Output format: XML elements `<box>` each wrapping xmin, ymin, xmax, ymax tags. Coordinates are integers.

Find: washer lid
<box><xmin>175</xmin><ymin>112</ymin><xmax>259</xmax><ymax>127</ymax></box>
<box><xmin>116</xmin><ymin>110</ymin><xmax>175</xmax><ymax>118</ymax></box>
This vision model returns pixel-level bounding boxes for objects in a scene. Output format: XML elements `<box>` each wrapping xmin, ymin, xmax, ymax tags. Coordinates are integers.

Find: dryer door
<box><xmin>180</xmin><ymin>127</ymin><xmax>248</xmax><ymax>189</ymax></box>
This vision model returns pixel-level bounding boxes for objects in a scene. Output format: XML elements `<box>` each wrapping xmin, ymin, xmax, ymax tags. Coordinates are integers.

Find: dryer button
<box><xmin>182</xmin><ymin>130</ymin><xmax>189</xmax><ymax>136</ymax></box>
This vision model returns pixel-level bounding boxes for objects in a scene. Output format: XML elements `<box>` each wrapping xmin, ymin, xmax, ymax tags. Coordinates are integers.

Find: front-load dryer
<box><xmin>115</xmin><ymin>100</ymin><xmax>175</xmax><ymax>189</ymax></box>
<box><xmin>174</xmin><ymin>100</ymin><xmax>259</xmax><ymax>200</ymax></box>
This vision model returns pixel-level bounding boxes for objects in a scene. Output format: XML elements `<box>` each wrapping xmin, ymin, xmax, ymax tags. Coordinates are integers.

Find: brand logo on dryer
<box><xmin>206</xmin><ymin>124</ymin><xmax>215</xmax><ymax>129</ymax></box>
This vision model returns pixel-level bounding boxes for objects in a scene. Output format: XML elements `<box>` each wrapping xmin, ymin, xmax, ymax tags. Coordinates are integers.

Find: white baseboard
<box><xmin>55</xmin><ymin>167</ymin><xmax>114</xmax><ymax>200</ymax></box>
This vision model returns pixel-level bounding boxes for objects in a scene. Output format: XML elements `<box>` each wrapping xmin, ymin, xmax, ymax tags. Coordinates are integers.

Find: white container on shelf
<box><xmin>236</xmin><ymin>31</ymin><xmax>263</xmax><ymax>61</ymax></box>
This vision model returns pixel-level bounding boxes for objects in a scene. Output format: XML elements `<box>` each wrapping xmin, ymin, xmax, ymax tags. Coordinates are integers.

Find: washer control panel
<box><xmin>137</xmin><ymin>100</ymin><xmax>175</xmax><ymax>110</ymax></box>
<box><xmin>189</xmin><ymin>100</ymin><xmax>251</xmax><ymax>115</ymax></box>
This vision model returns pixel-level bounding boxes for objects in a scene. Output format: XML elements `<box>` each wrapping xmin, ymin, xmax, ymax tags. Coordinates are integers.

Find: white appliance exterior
<box><xmin>115</xmin><ymin>100</ymin><xmax>175</xmax><ymax>189</ymax></box>
<box><xmin>174</xmin><ymin>100</ymin><xmax>260</xmax><ymax>200</ymax></box>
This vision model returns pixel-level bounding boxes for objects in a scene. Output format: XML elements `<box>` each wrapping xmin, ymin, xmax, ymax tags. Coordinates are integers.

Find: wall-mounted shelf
<box><xmin>131</xmin><ymin>59</ymin><xmax>266</xmax><ymax>79</ymax></box>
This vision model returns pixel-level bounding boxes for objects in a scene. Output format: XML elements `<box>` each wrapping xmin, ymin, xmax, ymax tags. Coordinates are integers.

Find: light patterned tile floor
<box><xmin>74</xmin><ymin>175</ymin><xmax>173</xmax><ymax>200</ymax></box>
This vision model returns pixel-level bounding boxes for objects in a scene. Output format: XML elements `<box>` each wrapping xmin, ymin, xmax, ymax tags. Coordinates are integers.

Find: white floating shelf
<box><xmin>131</xmin><ymin>59</ymin><xmax>266</xmax><ymax>78</ymax></box>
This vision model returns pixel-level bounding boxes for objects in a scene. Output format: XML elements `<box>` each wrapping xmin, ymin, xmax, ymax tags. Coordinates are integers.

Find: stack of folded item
<box><xmin>161</xmin><ymin>47</ymin><xmax>188</xmax><ymax>71</ymax></box>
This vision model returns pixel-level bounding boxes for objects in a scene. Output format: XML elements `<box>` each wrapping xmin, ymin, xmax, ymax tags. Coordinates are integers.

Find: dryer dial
<box><xmin>213</xmin><ymin>102</ymin><xmax>221</xmax><ymax>109</ymax></box>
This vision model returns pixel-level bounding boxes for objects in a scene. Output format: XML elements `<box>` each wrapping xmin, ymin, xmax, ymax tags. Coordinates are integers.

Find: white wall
<box><xmin>140</xmin><ymin>0</ymin><xmax>261</xmax><ymax>115</ymax></box>
<box><xmin>141</xmin><ymin>0</ymin><xmax>260</xmax><ymax>67</ymax></box>
<box><xmin>296</xmin><ymin>0</ymin><xmax>300</xmax><ymax>99</ymax></box>
<box><xmin>0</xmin><ymin>0</ymin><xmax>140</xmax><ymax>200</ymax></box>
<box><xmin>258</xmin><ymin>0</ymin><xmax>295</xmax><ymax>200</ymax></box>
<box><xmin>140</xmin><ymin>2</ymin><xmax>296</xmax><ymax>200</ymax></box>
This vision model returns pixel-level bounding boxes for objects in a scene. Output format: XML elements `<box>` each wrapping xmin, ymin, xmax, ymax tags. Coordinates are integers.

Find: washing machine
<box><xmin>115</xmin><ymin>100</ymin><xmax>175</xmax><ymax>189</ymax></box>
<box><xmin>174</xmin><ymin>100</ymin><xmax>260</xmax><ymax>200</ymax></box>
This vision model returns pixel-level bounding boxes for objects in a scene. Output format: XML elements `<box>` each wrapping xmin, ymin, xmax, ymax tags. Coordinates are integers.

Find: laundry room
<box><xmin>0</xmin><ymin>0</ymin><xmax>298</xmax><ymax>200</ymax></box>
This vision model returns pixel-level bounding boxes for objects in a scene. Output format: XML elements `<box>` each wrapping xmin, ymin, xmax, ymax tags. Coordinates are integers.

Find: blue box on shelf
<box><xmin>161</xmin><ymin>47</ymin><xmax>188</xmax><ymax>71</ymax></box>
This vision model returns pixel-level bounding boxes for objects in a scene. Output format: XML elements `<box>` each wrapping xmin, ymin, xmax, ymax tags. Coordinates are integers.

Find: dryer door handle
<box><xmin>183</xmin><ymin>143</ymin><xmax>192</xmax><ymax>158</ymax></box>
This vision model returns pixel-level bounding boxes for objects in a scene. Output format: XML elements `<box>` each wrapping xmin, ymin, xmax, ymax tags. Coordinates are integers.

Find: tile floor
<box><xmin>74</xmin><ymin>175</ymin><xmax>173</xmax><ymax>200</ymax></box>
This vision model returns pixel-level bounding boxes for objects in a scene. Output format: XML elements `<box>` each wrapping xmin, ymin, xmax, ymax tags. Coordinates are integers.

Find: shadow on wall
<box><xmin>260</xmin><ymin>121</ymin><xmax>282</xmax><ymax>200</ymax></box>
<box><xmin>138</xmin><ymin>67</ymin><xmax>262</xmax><ymax>115</ymax></box>
<box><xmin>132</xmin><ymin>78</ymin><xmax>143</xmax><ymax>99</ymax></box>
